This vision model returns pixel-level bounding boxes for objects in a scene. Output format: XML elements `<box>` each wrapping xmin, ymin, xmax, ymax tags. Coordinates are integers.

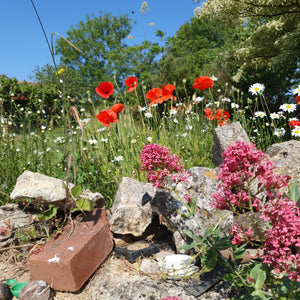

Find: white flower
<box><xmin>289</xmin><ymin>117</ymin><xmax>299</xmax><ymax>121</ymax></box>
<box><xmin>249</xmin><ymin>83</ymin><xmax>265</xmax><ymax>95</ymax></box>
<box><xmin>173</xmin><ymin>118</ymin><xmax>179</xmax><ymax>124</ymax></box>
<box><xmin>231</xmin><ymin>103</ymin><xmax>239</xmax><ymax>109</ymax></box>
<box><xmin>270</xmin><ymin>113</ymin><xmax>280</xmax><ymax>119</ymax></box>
<box><xmin>100</xmin><ymin>138</ymin><xmax>108</xmax><ymax>143</ymax></box>
<box><xmin>41</xmin><ymin>125</ymin><xmax>47</xmax><ymax>130</ymax></box>
<box><xmin>88</xmin><ymin>139</ymin><xmax>98</xmax><ymax>145</ymax></box>
<box><xmin>144</xmin><ymin>112</ymin><xmax>152</xmax><ymax>119</ymax></box>
<box><xmin>279</xmin><ymin>103</ymin><xmax>297</xmax><ymax>113</ymax></box>
<box><xmin>210</xmin><ymin>75</ymin><xmax>218</xmax><ymax>81</ymax></box>
<box><xmin>80</xmin><ymin>108</ymin><xmax>85</xmax><ymax>112</ymax></box>
<box><xmin>291</xmin><ymin>127</ymin><xmax>300</xmax><ymax>137</ymax></box>
<box><xmin>169</xmin><ymin>109</ymin><xmax>177</xmax><ymax>115</ymax></box>
<box><xmin>139</xmin><ymin>106</ymin><xmax>147</xmax><ymax>112</ymax></box>
<box><xmin>146</xmin><ymin>137</ymin><xmax>152</xmax><ymax>143</ymax></box>
<box><xmin>36</xmin><ymin>110</ymin><xmax>41</xmax><ymax>114</ymax></box>
<box><xmin>221</xmin><ymin>97</ymin><xmax>231</xmax><ymax>102</ymax></box>
<box><xmin>16</xmin><ymin>148</ymin><xmax>20</xmax><ymax>152</ymax></box>
<box><xmin>46</xmin><ymin>148</ymin><xmax>51</xmax><ymax>152</ymax></box>
<box><xmin>20</xmin><ymin>107</ymin><xmax>24</xmax><ymax>111</ymax></box>
<box><xmin>194</xmin><ymin>97</ymin><xmax>204</xmax><ymax>103</ymax></box>
<box><xmin>96</xmin><ymin>127</ymin><xmax>106</xmax><ymax>132</ymax></box>
<box><xmin>185</xmin><ymin>125</ymin><xmax>193</xmax><ymax>130</ymax></box>
<box><xmin>113</xmin><ymin>156</ymin><xmax>124</xmax><ymax>162</ymax></box>
<box><xmin>152</xmin><ymin>103</ymin><xmax>158</xmax><ymax>107</ymax></box>
<box><xmin>28</xmin><ymin>111</ymin><xmax>32</xmax><ymax>114</ymax></box>
<box><xmin>293</xmin><ymin>85</ymin><xmax>300</xmax><ymax>96</ymax></box>
<box><xmin>131</xmin><ymin>139</ymin><xmax>137</xmax><ymax>144</ymax></box>
<box><xmin>182</xmin><ymin>132</ymin><xmax>188</xmax><ymax>137</ymax></box>
<box><xmin>254</xmin><ymin>111</ymin><xmax>266</xmax><ymax>118</ymax></box>
<box><xmin>274</xmin><ymin>128</ymin><xmax>285</xmax><ymax>137</ymax></box>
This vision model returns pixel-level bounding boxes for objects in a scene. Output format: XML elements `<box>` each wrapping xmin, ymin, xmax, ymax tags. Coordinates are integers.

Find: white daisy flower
<box><xmin>131</xmin><ymin>139</ymin><xmax>137</xmax><ymax>144</ymax></box>
<box><xmin>169</xmin><ymin>109</ymin><xmax>177</xmax><ymax>115</ymax></box>
<box><xmin>293</xmin><ymin>85</ymin><xmax>300</xmax><ymax>96</ymax></box>
<box><xmin>210</xmin><ymin>75</ymin><xmax>218</xmax><ymax>81</ymax></box>
<box><xmin>100</xmin><ymin>138</ymin><xmax>108</xmax><ymax>143</ymax></box>
<box><xmin>279</xmin><ymin>103</ymin><xmax>297</xmax><ymax>113</ymax></box>
<box><xmin>114</xmin><ymin>156</ymin><xmax>124</xmax><ymax>162</ymax></box>
<box><xmin>249</xmin><ymin>83</ymin><xmax>265</xmax><ymax>95</ymax></box>
<box><xmin>254</xmin><ymin>111</ymin><xmax>266</xmax><ymax>118</ymax></box>
<box><xmin>144</xmin><ymin>112</ymin><xmax>153</xmax><ymax>119</ymax></box>
<box><xmin>274</xmin><ymin>128</ymin><xmax>285</xmax><ymax>137</ymax></box>
<box><xmin>270</xmin><ymin>113</ymin><xmax>280</xmax><ymax>119</ymax></box>
<box><xmin>88</xmin><ymin>139</ymin><xmax>98</xmax><ymax>145</ymax></box>
<box><xmin>194</xmin><ymin>97</ymin><xmax>204</xmax><ymax>103</ymax></box>
<box><xmin>173</xmin><ymin>118</ymin><xmax>179</xmax><ymax>124</ymax></box>
<box><xmin>139</xmin><ymin>106</ymin><xmax>147</xmax><ymax>112</ymax></box>
<box><xmin>185</xmin><ymin>125</ymin><xmax>193</xmax><ymax>130</ymax></box>
<box><xmin>146</xmin><ymin>137</ymin><xmax>152</xmax><ymax>143</ymax></box>
<box><xmin>291</xmin><ymin>127</ymin><xmax>300</xmax><ymax>137</ymax></box>
<box><xmin>182</xmin><ymin>132</ymin><xmax>188</xmax><ymax>137</ymax></box>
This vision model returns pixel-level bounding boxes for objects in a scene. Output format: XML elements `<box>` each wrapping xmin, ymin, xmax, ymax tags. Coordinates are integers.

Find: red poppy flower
<box><xmin>146</xmin><ymin>88</ymin><xmax>163</xmax><ymax>106</ymax></box>
<box><xmin>289</xmin><ymin>120</ymin><xmax>300</xmax><ymax>128</ymax></box>
<box><xmin>193</xmin><ymin>76</ymin><xmax>214</xmax><ymax>90</ymax></box>
<box><xmin>296</xmin><ymin>95</ymin><xmax>300</xmax><ymax>104</ymax></box>
<box><xmin>125</xmin><ymin>76</ymin><xmax>138</xmax><ymax>93</ymax></box>
<box><xmin>96</xmin><ymin>109</ymin><xmax>117</xmax><ymax>127</ymax></box>
<box><xmin>215</xmin><ymin>109</ymin><xmax>230</xmax><ymax>126</ymax></box>
<box><xmin>111</xmin><ymin>103</ymin><xmax>124</xmax><ymax>114</ymax></box>
<box><xmin>95</xmin><ymin>82</ymin><xmax>114</xmax><ymax>99</ymax></box>
<box><xmin>161</xmin><ymin>84</ymin><xmax>177</xmax><ymax>101</ymax></box>
<box><xmin>203</xmin><ymin>108</ymin><xmax>215</xmax><ymax>120</ymax></box>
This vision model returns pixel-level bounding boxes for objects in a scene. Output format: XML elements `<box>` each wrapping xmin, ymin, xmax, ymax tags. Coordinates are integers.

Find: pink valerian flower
<box><xmin>183</xmin><ymin>194</ymin><xmax>192</xmax><ymax>204</ymax></box>
<box><xmin>230</xmin><ymin>223</ymin><xmax>253</xmax><ymax>245</ymax></box>
<box><xmin>211</xmin><ymin>141</ymin><xmax>290</xmax><ymax>212</ymax></box>
<box><xmin>260</xmin><ymin>195</ymin><xmax>300</xmax><ymax>281</ymax></box>
<box><xmin>140</xmin><ymin>144</ymin><xmax>191</xmax><ymax>189</ymax></box>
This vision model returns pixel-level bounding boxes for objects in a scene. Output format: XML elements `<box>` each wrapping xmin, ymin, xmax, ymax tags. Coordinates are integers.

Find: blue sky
<box><xmin>0</xmin><ymin>0</ymin><xmax>201</xmax><ymax>81</ymax></box>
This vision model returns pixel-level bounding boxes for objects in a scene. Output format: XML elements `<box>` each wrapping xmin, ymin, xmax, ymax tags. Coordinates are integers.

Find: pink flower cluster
<box><xmin>161</xmin><ymin>297</ymin><xmax>182</xmax><ymax>300</ymax></box>
<box><xmin>211</xmin><ymin>141</ymin><xmax>290</xmax><ymax>211</ymax></box>
<box><xmin>261</xmin><ymin>195</ymin><xmax>300</xmax><ymax>281</ymax></box>
<box><xmin>230</xmin><ymin>223</ymin><xmax>253</xmax><ymax>245</ymax></box>
<box><xmin>140</xmin><ymin>144</ymin><xmax>191</xmax><ymax>189</ymax></box>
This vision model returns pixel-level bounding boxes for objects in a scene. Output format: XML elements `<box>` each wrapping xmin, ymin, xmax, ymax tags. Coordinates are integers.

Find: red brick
<box><xmin>27</xmin><ymin>208</ymin><xmax>113</xmax><ymax>291</ymax></box>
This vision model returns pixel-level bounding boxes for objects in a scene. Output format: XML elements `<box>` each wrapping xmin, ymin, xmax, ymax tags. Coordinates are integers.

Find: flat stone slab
<box><xmin>27</xmin><ymin>209</ymin><xmax>113</xmax><ymax>292</ymax></box>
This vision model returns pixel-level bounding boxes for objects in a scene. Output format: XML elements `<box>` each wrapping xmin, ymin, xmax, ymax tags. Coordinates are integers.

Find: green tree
<box><xmin>193</xmin><ymin>0</ymin><xmax>300</xmax><ymax>104</ymax></box>
<box><xmin>151</xmin><ymin>15</ymin><xmax>234</xmax><ymax>97</ymax></box>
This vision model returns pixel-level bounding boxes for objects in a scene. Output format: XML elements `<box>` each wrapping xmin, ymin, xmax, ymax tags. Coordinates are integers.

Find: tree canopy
<box><xmin>193</xmin><ymin>0</ymin><xmax>300</xmax><ymax>102</ymax></box>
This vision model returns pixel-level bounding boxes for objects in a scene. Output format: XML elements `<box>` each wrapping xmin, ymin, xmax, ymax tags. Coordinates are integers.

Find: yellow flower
<box><xmin>56</xmin><ymin>68</ymin><xmax>65</xmax><ymax>75</ymax></box>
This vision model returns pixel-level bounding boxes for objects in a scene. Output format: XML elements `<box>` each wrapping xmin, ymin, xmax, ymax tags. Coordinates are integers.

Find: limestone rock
<box><xmin>266</xmin><ymin>140</ymin><xmax>300</xmax><ymax>189</ymax></box>
<box><xmin>0</xmin><ymin>204</ymin><xmax>32</xmax><ymax>247</ymax></box>
<box><xmin>10</xmin><ymin>170</ymin><xmax>105</xmax><ymax>208</ymax></box>
<box><xmin>150</xmin><ymin>167</ymin><xmax>233</xmax><ymax>253</ymax></box>
<box><xmin>212</xmin><ymin>122</ymin><xmax>250</xmax><ymax>166</ymax></box>
<box><xmin>109</xmin><ymin>177</ymin><xmax>155</xmax><ymax>236</ymax></box>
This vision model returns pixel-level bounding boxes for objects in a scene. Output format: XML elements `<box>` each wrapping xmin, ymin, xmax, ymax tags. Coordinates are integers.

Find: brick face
<box><xmin>28</xmin><ymin>209</ymin><xmax>113</xmax><ymax>291</ymax></box>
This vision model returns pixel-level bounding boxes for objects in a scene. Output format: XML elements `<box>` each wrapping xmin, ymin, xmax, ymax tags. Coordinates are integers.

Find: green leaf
<box><xmin>249</xmin><ymin>263</ymin><xmax>266</xmax><ymax>290</ymax></box>
<box><xmin>234</xmin><ymin>243</ymin><xmax>247</xmax><ymax>260</ymax></box>
<box><xmin>215</xmin><ymin>237</ymin><xmax>233</xmax><ymax>250</ymax></box>
<box><xmin>71</xmin><ymin>198</ymin><xmax>95</xmax><ymax>212</ymax></box>
<box><xmin>180</xmin><ymin>242</ymin><xmax>198</xmax><ymax>250</ymax></box>
<box><xmin>70</xmin><ymin>184</ymin><xmax>83</xmax><ymax>198</ymax></box>
<box><xmin>289</xmin><ymin>179</ymin><xmax>300</xmax><ymax>203</ymax></box>
<box><xmin>38</xmin><ymin>205</ymin><xmax>59</xmax><ymax>221</ymax></box>
<box><xmin>201</xmin><ymin>248</ymin><xmax>217</xmax><ymax>269</ymax></box>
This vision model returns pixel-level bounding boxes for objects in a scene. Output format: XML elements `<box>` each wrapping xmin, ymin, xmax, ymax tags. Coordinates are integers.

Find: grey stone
<box><xmin>19</xmin><ymin>280</ymin><xmax>53</xmax><ymax>300</ymax></box>
<box><xmin>0</xmin><ymin>282</ymin><xmax>13</xmax><ymax>300</ymax></box>
<box><xmin>0</xmin><ymin>204</ymin><xmax>32</xmax><ymax>247</ymax></box>
<box><xmin>150</xmin><ymin>167</ymin><xmax>233</xmax><ymax>253</ymax></box>
<box><xmin>212</xmin><ymin>122</ymin><xmax>250</xmax><ymax>166</ymax></box>
<box><xmin>10</xmin><ymin>170</ymin><xmax>104</xmax><ymax>208</ymax></box>
<box><xmin>109</xmin><ymin>177</ymin><xmax>155</xmax><ymax>236</ymax></box>
<box><xmin>266</xmin><ymin>140</ymin><xmax>300</xmax><ymax>189</ymax></box>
